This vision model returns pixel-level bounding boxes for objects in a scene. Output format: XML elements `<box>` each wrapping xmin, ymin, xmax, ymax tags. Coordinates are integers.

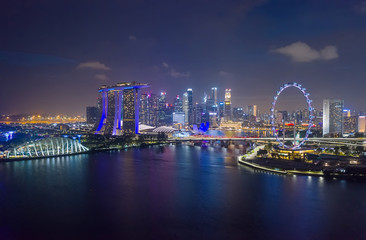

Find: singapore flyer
<box><xmin>270</xmin><ymin>82</ymin><xmax>314</xmax><ymax>149</ymax></box>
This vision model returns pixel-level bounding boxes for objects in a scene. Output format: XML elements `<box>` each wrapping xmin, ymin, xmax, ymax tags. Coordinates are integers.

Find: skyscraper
<box><xmin>344</xmin><ymin>116</ymin><xmax>357</xmax><ymax>134</ymax></box>
<box><xmin>123</xmin><ymin>88</ymin><xmax>139</xmax><ymax>135</ymax></box>
<box><xmin>247</xmin><ymin>105</ymin><xmax>257</xmax><ymax>117</ymax></box>
<box><xmin>218</xmin><ymin>102</ymin><xmax>224</xmax><ymax>121</ymax></box>
<box><xmin>148</xmin><ymin>94</ymin><xmax>158</xmax><ymax>127</ymax></box>
<box><xmin>224</xmin><ymin>89</ymin><xmax>232</xmax><ymax>121</ymax></box>
<box><xmin>233</xmin><ymin>107</ymin><xmax>244</xmax><ymax>122</ymax></box>
<box><xmin>183</xmin><ymin>92</ymin><xmax>189</xmax><ymax>125</ymax></box>
<box><xmin>209</xmin><ymin>87</ymin><xmax>218</xmax><ymax>113</ymax></box>
<box><xmin>172</xmin><ymin>112</ymin><xmax>185</xmax><ymax>126</ymax></box>
<box><xmin>139</xmin><ymin>93</ymin><xmax>148</xmax><ymax>125</ymax></box>
<box><xmin>173</xmin><ymin>95</ymin><xmax>183</xmax><ymax>112</ymax></box>
<box><xmin>357</xmin><ymin>116</ymin><xmax>366</xmax><ymax>133</ymax></box>
<box><xmin>211</xmin><ymin>87</ymin><xmax>218</xmax><ymax>105</ymax></box>
<box><xmin>158</xmin><ymin>92</ymin><xmax>166</xmax><ymax>126</ymax></box>
<box><xmin>323</xmin><ymin>99</ymin><xmax>344</xmax><ymax>137</ymax></box>
<box><xmin>187</xmin><ymin>88</ymin><xmax>193</xmax><ymax>125</ymax></box>
<box><xmin>86</xmin><ymin>106</ymin><xmax>99</xmax><ymax>125</ymax></box>
<box><xmin>194</xmin><ymin>102</ymin><xmax>203</xmax><ymax>125</ymax></box>
<box><xmin>205</xmin><ymin>87</ymin><xmax>218</xmax><ymax>126</ymax></box>
<box><xmin>104</xmin><ymin>90</ymin><xmax>119</xmax><ymax>135</ymax></box>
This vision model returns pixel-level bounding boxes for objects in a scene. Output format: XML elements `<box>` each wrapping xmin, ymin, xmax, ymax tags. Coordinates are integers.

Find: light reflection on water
<box><xmin>0</xmin><ymin>145</ymin><xmax>365</xmax><ymax>239</ymax></box>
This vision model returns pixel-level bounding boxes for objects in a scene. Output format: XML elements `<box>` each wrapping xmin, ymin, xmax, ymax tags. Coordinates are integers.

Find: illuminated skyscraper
<box><xmin>86</xmin><ymin>106</ymin><xmax>99</xmax><ymax>125</ymax></box>
<box><xmin>218</xmin><ymin>102</ymin><xmax>224</xmax><ymax>121</ymax></box>
<box><xmin>173</xmin><ymin>112</ymin><xmax>185</xmax><ymax>126</ymax></box>
<box><xmin>139</xmin><ymin>93</ymin><xmax>158</xmax><ymax>126</ymax></box>
<box><xmin>96</xmin><ymin>82</ymin><xmax>149</xmax><ymax>135</ymax></box>
<box><xmin>187</xmin><ymin>88</ymin><xmax>193</xmax><ymax>125</ymax></box>
<box><xmin>344</xmin><ymin>116</ymin><xmax>356</xmax><ymax>134</ymax></box>
<box><xmin>194</xmin><ymin>103</ymin><xmax>203</xmax><ymax>125</ymax></box>
<box><xmin>343</xmin><ymin>109</ymin><xmax>351</xmax><ymax>118</ymax></box>
<box><xmin>323</xmin><ymin>99</ymin><xmax>344</xmax><ymax>136</ymax></box>
<box><xmin>148</xmin><ymin>94</ymin><xmax>158</xmax><ymax>127</ymax></box>
<box><xmin>233</xmin><ymin>107</ymin><xmax>244</xmax><ymax>122</ymax></box>
<box><xmin>357</xmin><ymin>116</ymin><xmax>366</xmax><ymax>133</ymax></box>
<box><xmin>158</xmin><ymin>92</ymin><xmax>167</xmax><ymax>126</ymax></box>
<box><xmin>205</xmin><ymin>87</ymin><xmax>218</xmax><ymax>126</ymax></box>
<box><xmin>104</xmin><ymin>90</ymin><xmax>120</xmax><ymax>135</ymax></box>
<box><xmin>183</xmin><ymin>92</ymin><xmax>189</xmax><ymax>125</ymax></box>
<box><xmin>123</xmin><ymin>88</ymin><xmax>139</xmax><ymax>135</ymax></box>
<box><xmin>247</xmin><ymin>105</ymin><xmax>257</xmax><ymax>117</ymax></box>
<box><xmin>97</xmin><ymin>95</ymin><xmax>103</xmax><ymax>115</ymax></box>
<box><xmin>211</xmin><ymin>87</ymin><xmax>218</xmax><ymax>105</ymax></box>
<box><xmin>173</xmin><ymin>95</ymin><xmax>183</xmax><ymax>112</ymax></box>
<box><xmin>140</xmin><ymin>93</ymin><xmax>148</xmax><ymax>125</ymax></box>
<box><xmin>224</xmin><ymin>89</ymin><xmax>232</xmax><ymax>121</ymax></box>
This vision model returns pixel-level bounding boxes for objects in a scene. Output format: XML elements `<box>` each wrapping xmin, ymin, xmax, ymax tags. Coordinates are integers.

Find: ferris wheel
<box><xmin>270</xmin><ymin>82</ymin><xmax>314</xmax><ymax>149</ymax></box>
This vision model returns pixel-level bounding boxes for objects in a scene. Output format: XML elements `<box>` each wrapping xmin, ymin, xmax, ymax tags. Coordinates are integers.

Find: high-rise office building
<box><xmin>86</xmin><ymin>106</ymin><xmax>99</xmax><ymax>125</ymax></box>
<box><xmin>182</xmin><ymin>92</ymin><xmax>189</xmax><ymax>125</ymax></box>
<box><xmin>224</xmin><ymin>89</ymin><xmax>232</xmax><ymax>121</ymax></box>
<box><xmin>172</xmin><ymin>112</ymin><xmax>185</xmax><ymax>126</ymax></box>
<box><xmin>206</xmin><ymin>94</ymin><xmax>214</xmax><ymax>112</ymax></box>
<box><xmin>204</xmin><ymin>87</ymin><xmax>218</xmax><ymax>126</ymax></box>
<box><xmin>194</xmin><ymin>103</ymin><xmax>204</xmax><ymax>125</ymax></box>
<box><xmin>158</xmin><ymin>92</ymin><xmax>167</xmax><ymax>126</ymax></box>
<box><xmin>294</xmin><ymin>110</ymin><xmax>303</xmax><ymax>123</ymax></box>
<box><xmin>147</xmin><ymin>94</ymin><xmax>158</xmax><ymax>127</ymax></box>
<box><xmin>173</xmin><ymin>95</ymin><xmax>183</xmax><ymax>112</ymax></box>
<box><xmin>218</xmin><ymin>102</ymin><xmax>224</xmax><ymax>121</ymax></box>
<box><xmin>343</xmin><ymin>109</ymin><xmax>351</xmax><ymax>118</ymax></box>
<box><xmin>358</xmin><ymin>116</ymin><xmax>366</xmax><ymax>133</ymax></box>
<box><xmin>344</xmin><ymin>116</ymin><xmax>357</xmax><ymax>134</ymax></box>
<box><xmin>323</xmin><ymin>99</ymin><xmax>344</xmax><ymax>136</ymax></box>
<box><xmin>247</xmin><ymin>105</ymin><xmax>257</xmax><ymax>117</ymax></box>
<box><xmin>211</xmin><ymin>87</ymin><xmax>218</xmax><ymax>105</ymax></box>
<box><xmin>233</xmin><ymin>107</ymin><xmax>244</xmax><ymax>122</ymax></box>
<box><xmin>164</xmin><ymin>104</ymin><xmax>174</xmax><ymax>126</ymax></box>
<box><xmin>187</xmin><ymin>88</ymin><xmax>193</xmax><ymax>125</ymax></box>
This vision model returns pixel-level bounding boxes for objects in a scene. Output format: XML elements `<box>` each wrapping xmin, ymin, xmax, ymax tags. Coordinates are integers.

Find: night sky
<box><xmin>1</xmin><ymin>0</ymin><xmax>366</xmax><ymax>115</ymax></box>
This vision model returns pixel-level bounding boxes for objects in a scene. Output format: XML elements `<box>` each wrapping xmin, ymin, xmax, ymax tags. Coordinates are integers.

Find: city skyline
<box><xmin>2</xmin><ymin>1</ymin><xmax>366</xmax><ymax>239</ymax></box>
<box><xmin>1</xmin><ymin>0</ymin><xmax>366</xmax><ymax>115</ymax></box>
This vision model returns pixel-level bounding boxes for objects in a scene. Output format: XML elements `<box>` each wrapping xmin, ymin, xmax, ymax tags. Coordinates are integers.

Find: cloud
<box><xmin>129</xmin><ymin>35</ymin><xmax>137</xmax><ymax>41</ymax></box>
<box><xmin>95</xmin><ymin>74</ymin><xmax>109</xmax><ymax>81</ymax></box>
<box><xmin>77</xmin><ymin>61</ymin><xmax>111</xmax><ymax>70</ymax></box>
<box><xmin>160</xmin><ymin>62</ymin><xmax>190</xmax><ymax>78</ymax></box>
<box><xmin>167</xmin><ymin>69</ymin><xmax>190</xmax><ymax>78</ymax></box>
<box><xmin>355</xmin><ymin>1</ymin><xmax>366</xmax><ymax>13</ymax></box>
<box><xmin>0</xmin><ymin>51</ymin><xmax>75</xmax><ymax>65</ymax></box>
<box><xmin>319</xmin><ymin>45</ymin><xmax>338</xmax><ymax>60</ymax></box>
<box><xmin>272</xmin><ymin>41</ymin><xmax>338</xmax><ymax>62</ymax></box>
<box><xmin>219</xmin><ymin>71</ymin><xmax>231</xmax><ymax>77</ymax></box>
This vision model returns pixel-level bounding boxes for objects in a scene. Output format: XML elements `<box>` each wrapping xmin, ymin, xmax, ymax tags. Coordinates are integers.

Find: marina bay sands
<box><xmin>3</xmin><ymin>2</ymin><xmax>366</xmax><ymax>239</ymax></box>
<box><xmin>95</xmin><ymin>82</ymin><xmax>149</xmax><ymax>136</ymax></box>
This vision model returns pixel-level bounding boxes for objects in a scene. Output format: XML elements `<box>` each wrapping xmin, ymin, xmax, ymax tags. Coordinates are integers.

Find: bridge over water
<box><xmin>168</xmin><ymin>137</ymin><xmax>366</xmax><ymax>147</ymax></box>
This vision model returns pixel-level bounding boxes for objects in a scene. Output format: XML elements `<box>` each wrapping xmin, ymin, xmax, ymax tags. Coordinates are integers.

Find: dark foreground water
<box><xmin>1</xmin><ymin>145</ymin><xmax>366</xmax><ymax>240</ymax></box>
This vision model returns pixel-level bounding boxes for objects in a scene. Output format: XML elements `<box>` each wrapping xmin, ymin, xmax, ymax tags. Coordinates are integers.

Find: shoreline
<box><xmin>237</xmin><ymin>156</ymin><xmax>366</xmax><ymax>178</ymax></box>
<box><xmin>0</xmin><ymin>142</ymin><xmax>168</xmax><ymax>163</ymax></box>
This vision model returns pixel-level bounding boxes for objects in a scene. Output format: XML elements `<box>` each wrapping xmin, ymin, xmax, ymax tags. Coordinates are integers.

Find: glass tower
<box><xmin>323</xmin><ymin>99</ymin><xmax>344</xmax><ymax>137</ymax></box>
